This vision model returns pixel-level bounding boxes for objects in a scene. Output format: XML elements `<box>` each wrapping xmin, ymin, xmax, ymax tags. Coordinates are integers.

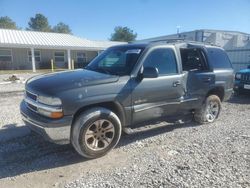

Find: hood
<box><xmin>26</xmin><ymin>69</ymin><xmax>119</xmax><ymax>94</ymax></box>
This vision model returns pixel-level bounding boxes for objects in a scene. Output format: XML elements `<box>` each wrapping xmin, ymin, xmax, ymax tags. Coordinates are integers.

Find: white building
<box><xmin>137</xmin><ymin>29</ymin><xmax>250</xmax><ymax>71</ymax></box>
<box><xmin>0</xmin><ymin>29</ymin><xmax>125</xmax><ymax>71</ymax></box>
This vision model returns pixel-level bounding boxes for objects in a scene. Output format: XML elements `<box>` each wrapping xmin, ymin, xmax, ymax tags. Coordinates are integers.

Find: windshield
<box><xmin>85</xmin><ymin>46</ymin><xmax>144</xmax><ymax>76</ymax></box>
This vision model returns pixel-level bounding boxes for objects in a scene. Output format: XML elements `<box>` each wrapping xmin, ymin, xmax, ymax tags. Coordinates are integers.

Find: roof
<box><xmin>0</xmin><ymin>29</ymin><xmax>126</xmax><ymax>50</ymax></box>
<box><xmin>197</xmin><ymin>29</ymin><xmax>250</xmax><ymax>35</ymax></box>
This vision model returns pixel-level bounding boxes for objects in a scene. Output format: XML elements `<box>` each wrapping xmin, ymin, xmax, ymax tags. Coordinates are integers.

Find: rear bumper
<box><xmin>20</xmin><ymin>100</ymin><xmax>72</xmax><ymax>144</ymax></box>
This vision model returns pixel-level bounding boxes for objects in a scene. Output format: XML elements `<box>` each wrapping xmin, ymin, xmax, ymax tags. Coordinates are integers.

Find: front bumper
<box><xmin>20</xmin><ymin>100</ymin><xmax>72</xmax><ymax>144</ymax></box>
<box><xmin>234</xmin><ymin>81</ymin><xmax>250</xmax><ymax>92</ymax></box>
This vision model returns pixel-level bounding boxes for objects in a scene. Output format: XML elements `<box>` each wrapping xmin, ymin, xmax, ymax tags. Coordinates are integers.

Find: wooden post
<box><xmin>51</xmin><ymin>59</ymin><xmax>54</xmax><ymax>72</ymax></box>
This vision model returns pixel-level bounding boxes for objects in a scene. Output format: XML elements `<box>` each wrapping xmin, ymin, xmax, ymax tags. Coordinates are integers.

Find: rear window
<box><xmin>207</xmin><ymin>48</ymin><xmax>232</xmax><ymax>69</ymax></box>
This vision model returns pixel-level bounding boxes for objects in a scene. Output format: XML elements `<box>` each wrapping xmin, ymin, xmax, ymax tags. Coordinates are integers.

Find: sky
<box><xmin>0</xmin><ymin>0</ymin><xmax>249</xmax><ymax>40</ymax></box>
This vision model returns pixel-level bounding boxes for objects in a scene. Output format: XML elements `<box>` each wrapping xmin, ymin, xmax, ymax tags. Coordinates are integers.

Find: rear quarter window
<box><xmin>207</xmin><ymin>48</ymin><xmax>232</xmax><ymax>69</ymax></box>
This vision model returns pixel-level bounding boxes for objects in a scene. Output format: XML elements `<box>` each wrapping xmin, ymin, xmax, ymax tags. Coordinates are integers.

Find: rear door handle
<box><xmin>173</xmin><ymin>81</ymin><xmax>181</xmax><ymax>87</ymax></box>
<box><xmin>202</xmin><ymin>77</ymin><xmax>211</xmax><ymax>83</ymax></box>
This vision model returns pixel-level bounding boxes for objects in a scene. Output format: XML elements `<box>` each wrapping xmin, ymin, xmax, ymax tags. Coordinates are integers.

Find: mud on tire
<box><xmin>194</xmin><ymin>95</ymin><xmax>221</xmax><ymax>124</ymax></box>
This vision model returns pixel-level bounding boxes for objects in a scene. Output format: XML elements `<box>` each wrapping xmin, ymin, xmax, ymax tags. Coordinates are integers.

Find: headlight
<box><xmin>37</xmin><ymin>95</ymin><xmax>62</xmax><ymax>106</ymax></box>
<box><xmin>235</xmin><ymin>73</ymin><xmax>241</xmax><ymax>80</ymax></box>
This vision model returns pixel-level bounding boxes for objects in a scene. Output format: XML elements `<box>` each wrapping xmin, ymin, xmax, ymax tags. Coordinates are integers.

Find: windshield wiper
<box><xmin>98</xmin><ymin>67</ymin><xmax>112</xmax><ymax>75</ymax></box>
<box><xmin>85</xmin><ymin>66</ymin><xmax>114</xmax><ymax>75</ymax></box>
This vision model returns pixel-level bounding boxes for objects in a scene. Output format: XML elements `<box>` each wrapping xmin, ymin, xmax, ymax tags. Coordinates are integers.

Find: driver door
<box><xmin>131</xmin><ymin>47</ymin><xmax>185</xmax><ymax>124</ymax></box>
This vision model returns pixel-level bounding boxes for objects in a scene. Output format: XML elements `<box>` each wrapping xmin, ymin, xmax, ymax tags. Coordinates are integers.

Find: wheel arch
<box><xmin>206</xmin><ymin>86</ymin><xmax>225</xmax><ymax>101</ymax></box>
<box><xmin>72</xmin><ymin>101</ymin><xmax>126</xmax><ymax>128</ymax></box>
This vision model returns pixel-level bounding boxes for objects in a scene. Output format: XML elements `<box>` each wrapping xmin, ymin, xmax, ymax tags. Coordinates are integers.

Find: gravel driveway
<box><xmin>0</xmin><ymin>73</ymin><xmax>39</xmax><ymax>141</ymax></box>
<box><xmin>0</xmin><ymin>94</ymin><xmax>249</xmax><ymax>188</ymax></box>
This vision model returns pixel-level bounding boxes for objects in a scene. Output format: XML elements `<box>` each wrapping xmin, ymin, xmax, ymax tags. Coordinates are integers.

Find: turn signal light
<box><xmin>50</xmin><ymin>112</ymin><xmax>64</xmax><ymax>119</ymax></box>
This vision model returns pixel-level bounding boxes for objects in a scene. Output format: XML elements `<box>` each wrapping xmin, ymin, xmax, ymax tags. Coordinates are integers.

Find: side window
<box><xmin>143</xmin><ymin>48</ymin><xmax>178</xmax><ymax>75</ymax></box>
<box><xmin>180</xmin><ymin>48</ymin><xmax>207</xmax><ymax>71</ymax></box>
<box><xmin>207</xmin><ymin>48</ymin><xmax>232</xmax><ymax>69</ymax></box>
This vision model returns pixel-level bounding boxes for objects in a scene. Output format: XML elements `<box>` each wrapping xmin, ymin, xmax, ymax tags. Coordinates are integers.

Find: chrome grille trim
<box><xmin>27</xmin><ymin>103</ymin><xmax>38</xmax><ymax>113</ymax></box>
<box><xmin>24</xmin><ymin>97</ymin><xmax>62</xmax><ymax>112</ymax></box>
<box><xmin>24</xmin><ymin>90</ymin><xmax>62</xmax><ymax>113</ymax></box>
<box><xmin>26</xmin><ymin>90</ymin><xmax>38</xmax><ymax>101</ymax></box>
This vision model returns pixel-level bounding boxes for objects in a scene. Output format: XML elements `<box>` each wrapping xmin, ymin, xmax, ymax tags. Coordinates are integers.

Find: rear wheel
<box><xmin>194</xmin><ymin>95</ymin><xmax>221</xmax><ymax>124</ymax></box>
<box><xmin>71</xmin><ymin>107</ymin><xmax>122</xmax><ymax>159</ymax></box>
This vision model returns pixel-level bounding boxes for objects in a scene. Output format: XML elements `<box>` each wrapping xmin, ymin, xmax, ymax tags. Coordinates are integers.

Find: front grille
<box><xmin>241</xmin><ymin>74</ymin><xmax>250</xmax><ymax>83</ymax></box>
<box><xmin>25</xmin><ymin>90</ymin><xmax>38</xmax><ymax>112</ymax></box>
<box><xmin>27</xmin><ymin>103</ymin><xmax>38</xmax><ymax>112</ymax></box>
<box><xmin>26</xmin><ymin>90</ymin><xmax>37</xmax><ymax>101</ymax></box>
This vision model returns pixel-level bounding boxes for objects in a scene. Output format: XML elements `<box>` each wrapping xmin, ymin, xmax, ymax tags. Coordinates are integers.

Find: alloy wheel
<box><xmin>206</xmin><ymin>101</ymin><xmax>219</xmax><ymax>122</ymax></box>
<box><xmin>84</xmin><ymin>119</ymin><xmax>115</xmax><ymax>151</ymax></box>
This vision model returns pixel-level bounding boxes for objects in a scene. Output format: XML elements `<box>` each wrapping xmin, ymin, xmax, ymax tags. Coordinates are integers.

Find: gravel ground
<box><xmin>0</xmin><ymin>92</ymin><xmax>24</xmax><ymax>128</ymax></box>
<box><xmin>0</xmin><ymin>91</ymin><xmax>28</xmax><ymax>142</ymax></box>
<box><xmin>0</xmin><ymin>73</ymin><xmax>39</xmax><ymax>141</ymax></box>
<box><xmin>65</xmin><ymin>95</ymin><xmax>250</xmax><ymax>188</ymax></box>
<box><xmin>0</xmin><ymin>72</ymin><xmax>66</xmax><ymax>140</ymax></box>
<box><xmin>0</xmin><ymin>92</ymin><xmax>249</xmax><ymax>187</ymax></box>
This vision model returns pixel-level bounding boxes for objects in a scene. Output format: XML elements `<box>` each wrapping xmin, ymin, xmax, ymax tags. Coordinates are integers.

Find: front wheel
<box><xmin>71</xmin><ymin>107</ymin><xmax>122</xmax><ymax>159</ymax></box>
<box><xmin>194</xmin><ymin>95</ymin><xmax>221</xmax><ymax>124</ymax></box>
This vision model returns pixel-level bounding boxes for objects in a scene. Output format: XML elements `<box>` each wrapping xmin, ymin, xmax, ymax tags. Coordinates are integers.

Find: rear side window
<box><xmin>207</xmin><ymin>48</ymin><xmax>232</xmax><ymax>69</ymax></box>
<box><xmin>180</xmin><ymin>48</ymin><xmax>208</xmax><ymax>71</ymax></box>
<box><xmin>143</xmin><ymin>48</ymin><xmax>178</xmax><ymax>75</ymax></box>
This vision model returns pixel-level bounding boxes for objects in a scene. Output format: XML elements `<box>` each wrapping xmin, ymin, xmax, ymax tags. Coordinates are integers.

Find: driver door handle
<box><xmin>202</xmin><ymin>77</ymin><xmax>212</xmax><ymax>83</ymax></box>
<box><xmin>173</xmin><ymin>81</ymin><xmax>181</xmax><ymax>87</ymax></box>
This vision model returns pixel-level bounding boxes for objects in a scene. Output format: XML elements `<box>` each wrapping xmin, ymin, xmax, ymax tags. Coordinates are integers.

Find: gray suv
<box><xmin>20</xmin><ymin>41</ymin><xmax>234</xmax><ymax>158</ymax></box>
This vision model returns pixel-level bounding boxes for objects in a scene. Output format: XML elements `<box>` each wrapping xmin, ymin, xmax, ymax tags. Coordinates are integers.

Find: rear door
<box><xmin>180</xmin><ymin>47</ymin><xmax>214</xmax><ymax>105</ymax></box>
<box><xmin>131</xmin><ymin>46</ymin><xmax>186</xmax><ymax>124</ymax></box>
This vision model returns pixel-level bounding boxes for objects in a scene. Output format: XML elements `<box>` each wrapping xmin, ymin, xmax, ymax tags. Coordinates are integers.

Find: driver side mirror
<box><xmin>139</xmin><ymin>67</ymin><xmax>159</xmax><ymax>79</ymax></box>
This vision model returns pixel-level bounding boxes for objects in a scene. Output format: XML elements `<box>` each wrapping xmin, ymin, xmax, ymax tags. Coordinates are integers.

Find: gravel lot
<box><xmin>0</xmin><ymin>73</ymin><xmax>39</xmax><ymax>141</ymax></box>
<box><xmin>0</xmin><ymin>83</ymin><xmax>249</xmax><ymax>187</ymax></box>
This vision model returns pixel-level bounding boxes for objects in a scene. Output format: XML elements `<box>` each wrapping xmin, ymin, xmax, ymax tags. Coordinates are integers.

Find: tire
<box><xmin>194</xmin><ymin>95</ymin><xmax>221</xmax><ymax>124</ymax></box>
<box><xmin>71</xmin><ymin>107</ymin><xmax>122</xmax><ymax>159</ymax></box>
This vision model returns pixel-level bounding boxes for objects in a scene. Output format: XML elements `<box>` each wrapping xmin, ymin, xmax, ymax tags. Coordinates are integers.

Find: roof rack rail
<box><xmin>148</xmin><ymin>38</ymin><xmax>218</xmax><ymax>46</ymax></box>
<box><xmin>149</xmin><ymin>38</ymin><xmax>186</xmax><ymax>43</ymax></box>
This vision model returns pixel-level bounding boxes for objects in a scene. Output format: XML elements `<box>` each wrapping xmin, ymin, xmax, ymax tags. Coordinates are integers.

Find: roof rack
<box><xmin>149</xmin><ymin>38</ymin><xmax>186</xmax><ymax>43</ymax></box>
<box><xmin>148</xmin><ymin>38</ymin><xmax>218</xmax><ymax>46</ymax></box>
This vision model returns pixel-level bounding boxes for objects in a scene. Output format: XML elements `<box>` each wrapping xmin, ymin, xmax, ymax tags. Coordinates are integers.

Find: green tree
<box><xmin>110</xmin><ymin>26</ymin><xmax>137</xmax><ymax>42</ymax></box>
<box><xmin>28</xmin><ymin>13</ymin><xmax>51</xmax><ymax>32</ymax></box>
<box><xmin>52</xmin><ymin>22</ymin><xmax>72</xmax><ymax>34</ymax></box>
<box><xmin>0</xmin><ymin>16</ymin><xmax>18</xmax><ymax>29</ymax></box>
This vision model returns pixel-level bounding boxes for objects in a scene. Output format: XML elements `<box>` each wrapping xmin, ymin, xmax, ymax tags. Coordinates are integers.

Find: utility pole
<box><xmin>176</xmin><ymin>26</ymin><xmax>181</xmax><ymax>38</ymax></box>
